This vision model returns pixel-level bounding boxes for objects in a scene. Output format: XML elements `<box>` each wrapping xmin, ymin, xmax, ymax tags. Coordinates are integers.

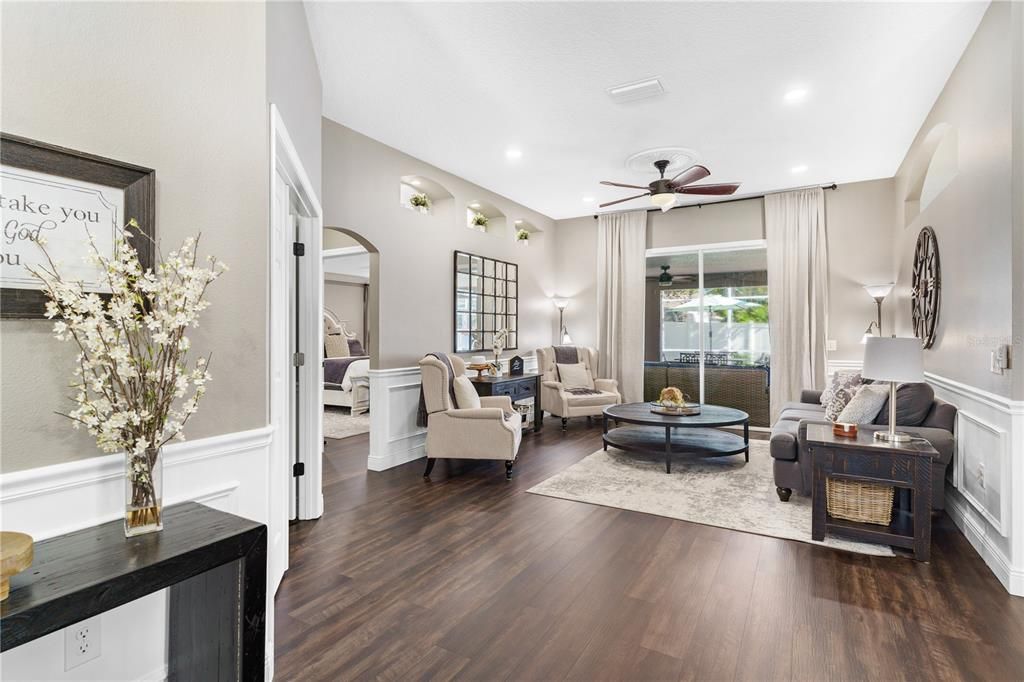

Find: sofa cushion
<box><xmin>453</xmin><ymin>375</ymin><xmax>481</xmax><ymax>410</ymax></box>
<box><xmin>777</xmin><ymin>407</ymin><xmax>827</xmax><ymax>423</ymax></box>
<box><xmin>564</xmin><ymin>390</ymin><xmax>619</xmax><ymax>407</ymax></box>
<box><xmin>557</xmin><ymin>362</ymin><xmax>595</xmax><ymax>390</ymax></box>
<box><xmin>770</xmin><ymin>419</ymin><xmax>801</xmax><ymax>461</ymax></box>
<box><xmin>837</xmin><ymin>385</ymin><xmax>889</xmax><ymax>423</ymax></box>
<box><xmin>820</xmin><ymin>371</ymin><xmax>863</xmax><ymax>416</ymax></box>
<box><xmin>874</xmin><ymin>382</ymin><xmax>935</xmax><ymax>427</ymax></box>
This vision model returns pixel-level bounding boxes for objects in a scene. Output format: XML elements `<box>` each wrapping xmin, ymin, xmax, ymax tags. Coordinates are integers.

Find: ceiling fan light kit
<box><xmin>599</xmin><ymin>158</ymin><xmax>740</xmax><ymax>211</ymax></box>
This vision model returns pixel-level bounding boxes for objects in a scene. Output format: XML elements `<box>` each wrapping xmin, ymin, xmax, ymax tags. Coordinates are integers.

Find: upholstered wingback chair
<box><xmin>419</xmin><ymin>354</ymin><xmax>522</xmax><ymax>479</ymax></box>
<box><xmin>536</xmin><ymin>346</ymin><xmax>622</xmax><ymax>430</ymax></box>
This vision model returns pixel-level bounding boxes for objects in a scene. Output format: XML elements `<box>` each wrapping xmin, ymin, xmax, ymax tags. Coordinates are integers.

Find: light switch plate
<box><xmin>826</xmin><ymin>339</ymin><xmax>837</xmax><ymax>352</ymax></box>
<box><xmin>991</xmin><ymin>345</ymin><xmax>1009</xmax><ymax>375</ymax></box>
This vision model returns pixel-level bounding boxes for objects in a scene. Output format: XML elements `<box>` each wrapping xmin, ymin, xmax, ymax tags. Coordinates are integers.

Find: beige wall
<box><xmin>1013</xmin><ymin>2</ymin><xmax>1024</xmax><ymax>401</ymax></box>
<box><xmin>0</xmin><ymin>2</ymin><xmax>269</xmax><ymax>473</ymax></box>
<box><xmin>321</xmin><ymin>120</ymin><xmax>558</xmax><ymax>368</ymax></box>
<box><xmin>647</xmin><ymin>197</ymin><xmax>765</xmax><ymax>249</ymax></box>
<box><xmin>893</xmin><ymin>1</ymin><xmax>1017</xmax><ymax>398</ymax></box>
<box><xmin>267</xmin><ymin>0</ymin><xmax>322</xmax><ymax>200</ymax></box>
<box><xmin>324</xmin><ymin>279</ymin><xmax>367</xmax><ymax>342</ymax></box>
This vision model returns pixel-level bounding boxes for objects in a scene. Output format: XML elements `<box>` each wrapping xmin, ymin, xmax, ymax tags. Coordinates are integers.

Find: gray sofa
<box><xmin>770</xmin><ymin>387</ymin><xmax>957</xmax><ymax>509</ymax></box>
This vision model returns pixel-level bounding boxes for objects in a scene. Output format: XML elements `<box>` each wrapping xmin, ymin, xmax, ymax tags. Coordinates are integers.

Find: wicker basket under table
<box><xmin>825</xmin><ymin>479</ymin><xmax>895</xmax><ymax>526</ymax></box>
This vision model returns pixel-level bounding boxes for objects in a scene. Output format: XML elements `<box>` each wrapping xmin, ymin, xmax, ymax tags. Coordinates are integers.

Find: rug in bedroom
<box><xmin>323</xmin><ymin>407</ymin><xmax>371</xmax><ymax>439</ymax></box>
<box><xmin>527</xmin><ymin>439</ymin><xmax>893</xmax><ymax>556</ymax></box>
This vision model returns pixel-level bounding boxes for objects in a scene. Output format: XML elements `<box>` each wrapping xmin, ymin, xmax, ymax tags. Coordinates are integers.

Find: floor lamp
<box><xmin>861</xmin><ymin>282</ymin><xmax>894</xmax><ymax>343</ymax></box>
<box><xmin>552</xmin><ymin>298</ymin><xmax>572</xmax><ymax>344</ymax></box>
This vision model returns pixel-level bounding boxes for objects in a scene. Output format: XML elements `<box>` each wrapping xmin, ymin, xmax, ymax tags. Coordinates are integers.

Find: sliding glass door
<box><xmin>648</xmin><ymin>243</ymin><xmax>770</xmax><ymax>426</ymax></box>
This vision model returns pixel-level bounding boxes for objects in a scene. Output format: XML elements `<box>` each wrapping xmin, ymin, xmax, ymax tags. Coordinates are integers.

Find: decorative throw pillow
<box><xmin>347</xmin><ymin>338</ymin><xmax>365</xmax><ymax>356</ymax></box>
<box><xmin>824</xmin><ymin>386</ymin><xmax>857</xmax><ymax>422</ymax></box>
<box><xmin>557</xmin><ymin>362</ymin><xmax>594</xmax><ymax>390</ymax></box>
<box><xmin>452</xmin><ymin>375</ymin><xmax>481</xmax><ymax>410</ymax></box>
<box><xmin>324</xmin><ymin>334</ymin><xmax>350</xmax><ymax>358</ymax></box>
<box><xmin>836</xmin><ymin>385</ymin><xmax>890</xmax><ymax>424</ymax></box>
<box><xmin>873</xmin><ymin>382</ymin><xmax>935</xmax><ymax>426</ymax></box>
<box><xmin>820</xmin><ymin>371</ymin><xmax>862</xmax><ymax>406</ymax></box>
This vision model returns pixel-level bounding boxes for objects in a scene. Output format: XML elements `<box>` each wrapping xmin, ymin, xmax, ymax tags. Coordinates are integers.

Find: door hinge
<box><xmin>292</xmin><ymin>352</ymin><xmax>305</xmax><ymax>367</ymax></box>
<box><xmin>293</xmin><ymin>242</ymin><xmax>305</xmax><ymax>257</ymax></box>
<box><xmin>292</xmin><ymin>462</ymin><xmax>305</xmax><ymax>477</ymax></box>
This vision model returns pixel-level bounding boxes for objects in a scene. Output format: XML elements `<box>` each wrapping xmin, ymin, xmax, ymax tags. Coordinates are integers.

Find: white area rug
<box><xmin>528</xmin><ymin>440</ymin><xmax>893</xmax><ymax>556</ymax></box>
<box><xmin>323</xmin><ymin>407</ymin><xmax>371</xmax><ymax>440</ymax></box>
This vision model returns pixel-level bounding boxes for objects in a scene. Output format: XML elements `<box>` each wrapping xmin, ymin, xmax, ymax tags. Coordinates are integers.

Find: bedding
<box><xmin>324</xmin><ymin>356</ymin><xmax>369</xmax><ymax>390</ymax></box>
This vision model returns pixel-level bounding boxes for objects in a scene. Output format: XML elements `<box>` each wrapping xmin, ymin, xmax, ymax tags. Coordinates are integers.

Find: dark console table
<box><xmin>469</xmin><ymin>372</ymin><xmax>543</xmax><ymax>432</ymax></box>
<box><xmin>805</xmin><ymin>424</ymin><xmax>937</xmax><ymax>561</ymax></box>
<box><xmin>0</xmin><ymin>502</ymin><xmax>267</xmax><ymax>681</ymax></box>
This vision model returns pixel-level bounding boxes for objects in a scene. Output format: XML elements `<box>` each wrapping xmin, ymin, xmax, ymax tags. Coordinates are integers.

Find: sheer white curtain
<box><xmin>765</xmin><ymin>188</ymin><xmax>829</xmax><ymax>422</ymax></box>
<box><xmin>597</xmin><ymin>210</ymin><xmax>646</xmax><ymax>402</ymax></box>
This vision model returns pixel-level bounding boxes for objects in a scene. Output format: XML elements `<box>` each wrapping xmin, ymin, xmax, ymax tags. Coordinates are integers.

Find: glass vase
<box><xmin>125</xmin><ymin>447</ymin><xmax>163</xmax><ymax>537</ymax></box>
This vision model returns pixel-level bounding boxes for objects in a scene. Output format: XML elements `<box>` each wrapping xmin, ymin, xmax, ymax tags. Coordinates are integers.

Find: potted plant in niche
<box><xmin>409</xmin><ymin>192</ymin><xmax>431</xmax><ymax>214</ymax></box>
<box><xmin>29</xmin><ymin>220</ymin><xmax>227</xmax><ymax>537</ymax></box>
<box><xmin>470</xmin><ymin>212</ymin><xmax>489</xmax><ymax>232</ymax></box>
<box><xmin>515</xmin><ymin>228</ymin><xmax>530</xmax><ymax>246</ymax></box>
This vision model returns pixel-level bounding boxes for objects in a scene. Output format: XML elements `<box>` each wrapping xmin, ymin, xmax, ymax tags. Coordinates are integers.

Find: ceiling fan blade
<box><xmin>668</xmin><ymin>164</ymin><xmax>710</xmax><ymax>186</ymax></box>
<box><xmin>599</xmin><ymin>192</ymin><xmax>650</xmax><ymax>208</ymax></box>
<box><xmin>675</xmin><ymin>183</ymin><xmax>741</xmax><ymax>196</ymax></box>
<box><xmin>600</xmin><ymin>180</ymin><xmax>650</xmax><ymax>190</ymax></box>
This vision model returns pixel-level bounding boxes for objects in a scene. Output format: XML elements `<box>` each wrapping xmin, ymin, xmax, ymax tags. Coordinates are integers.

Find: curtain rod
<box><xmin>591</xmin><ymin>183</ymin><xmax>838</xmax><ymax>219</ymax></box>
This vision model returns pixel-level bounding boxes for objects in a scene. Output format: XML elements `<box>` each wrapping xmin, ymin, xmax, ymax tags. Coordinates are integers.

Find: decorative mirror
<box><xmin>911</xmin><ymin>225</ymin><xmax>940</xmax><ymax>349</ymax></box>
<box><xmin>453</xmin><ymin>250</ymin><xmax>518</xmax><ymax>353</ymax></box>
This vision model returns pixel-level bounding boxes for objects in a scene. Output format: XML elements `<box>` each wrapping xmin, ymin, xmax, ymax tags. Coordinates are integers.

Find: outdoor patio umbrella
<box><xmin>668</xmin><ymin>294</ymin><xmax>757</xmax><ymax>349</ymax></box>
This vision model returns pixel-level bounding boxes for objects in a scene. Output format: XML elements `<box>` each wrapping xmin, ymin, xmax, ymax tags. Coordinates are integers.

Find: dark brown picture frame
<box><xmin>1</xmin><ymin>133</ymin><xmax>155</xmax><ymax>319</ymax></box>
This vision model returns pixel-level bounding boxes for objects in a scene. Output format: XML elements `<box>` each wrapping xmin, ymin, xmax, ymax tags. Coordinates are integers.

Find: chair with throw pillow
<box><xmin>418</xmin><ymin>353</ymin><xmax>522</xmax><ymax>479</ymax></box>
<box><xmin>536</xmin><ymin>346</ymin><xmax>622</xmax><ymax>430</ymax></box>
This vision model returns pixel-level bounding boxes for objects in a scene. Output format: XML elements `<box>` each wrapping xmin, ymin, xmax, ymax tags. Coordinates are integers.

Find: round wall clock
<box><xmin>911</xmin><ymin>226</ymin><xmax>940</xmax><ymax>349</ymax></box>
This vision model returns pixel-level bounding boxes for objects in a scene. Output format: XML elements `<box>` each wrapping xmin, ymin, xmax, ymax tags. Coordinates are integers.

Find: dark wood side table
<box><xmin>1</xmin><ymin>502</ymin><xmax>267</xmax><ymax>680</ymax></box>
<box><xmin>469</xmin><ymin>372</ymin><xmax>543</xmax><ymax>433</ymax></box>
<box><xmin>805</xmin><ymin>424</ymin><xmax>937</xmax><ymax>561</ymax></box>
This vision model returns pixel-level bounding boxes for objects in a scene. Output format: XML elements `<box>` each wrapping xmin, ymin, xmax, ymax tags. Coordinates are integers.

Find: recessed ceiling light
<box><xmin>784</xmin><ymin>88</ymin><xmax>808</xmax><ymax>104</ymax></box>
<box><xmin>410</xmin><ymin>179</ymin><xmax>421</xmax><ymax>186</ymax></box>
<box><xmin>791</xmin><ymin>164</ymin><xmax>808</xmax><ymax>174</ymax></box>
<box><xmin>469</xmin><ymin>202</ymin><xmax>481</xmax><ymax>209</ymax></box>
<box><xmin>582</xmin><ymin>196</ymin><xmax>594</xmax><ymax>203</ymax></box>
<box><xmin>514</xmin><ymin>220</ymin><xmax>522</xmax><ymax>225</ymax></box>
<box><xmin>607</xmin><ymin>77</ymin><xmax>665</xmax><ymax>103</ymax></box>
<box><xmin>505</xmin><ymin>148</ymin><xmax>522</xmax><ymax>160</ymax></box>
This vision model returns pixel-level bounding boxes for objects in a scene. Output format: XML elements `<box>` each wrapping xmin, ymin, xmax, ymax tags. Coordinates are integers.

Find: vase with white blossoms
<box><xmin>29</xmin><ymin>219</ymin><xmax>226</xmax><ymax>537</ymax></box>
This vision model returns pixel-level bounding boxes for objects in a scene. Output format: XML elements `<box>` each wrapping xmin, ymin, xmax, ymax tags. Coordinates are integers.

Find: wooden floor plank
<box><xmin>274</xmin><ymin>423</ymin><xmax>1024</xmax><ymax>681</ymax></box>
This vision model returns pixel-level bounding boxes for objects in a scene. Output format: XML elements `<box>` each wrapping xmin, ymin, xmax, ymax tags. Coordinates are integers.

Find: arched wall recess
<box><xmin>324</xmin><ymin>226</ymin><xmax>381</xmax><ymax>369</ymax></box>
<box><xmin>904</xmin><ymin>123</ymin><xmax>958</xmax><ymax>226</ymax></box>
<box><xmin>465</xmin><ymin>199</ymin><xmax>506</xmax><ymax>235</ymax></box>
<box><xmin>399</xmin><ymin>174</ymin><xmax>454</xmax><ymax>215</ymax></box>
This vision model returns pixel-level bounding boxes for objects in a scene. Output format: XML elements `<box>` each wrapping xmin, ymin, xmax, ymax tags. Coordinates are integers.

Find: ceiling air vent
<box><xmin>607</xmin><ymin>77</ymin><xmax>664</xmax><ymax>104</ymax></box>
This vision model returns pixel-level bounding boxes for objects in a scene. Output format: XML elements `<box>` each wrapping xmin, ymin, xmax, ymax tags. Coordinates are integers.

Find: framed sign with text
<box><xmin>1</xmin><ymin>134</ymin><xmax>155</xmax><ymax>318</ymax></box>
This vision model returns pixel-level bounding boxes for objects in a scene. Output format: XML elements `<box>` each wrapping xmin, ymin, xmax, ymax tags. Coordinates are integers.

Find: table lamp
<box><xmin>862</xmin><ymin>336</ymin><xmax>923</xmax><ymax>443</ymax></box>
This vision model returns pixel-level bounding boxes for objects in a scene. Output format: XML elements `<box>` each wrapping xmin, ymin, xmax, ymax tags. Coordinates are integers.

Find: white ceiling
<box><xmin>306</xmin><ymin>2</ymin><xmax>986</xmax><ymax>220</ymax></box>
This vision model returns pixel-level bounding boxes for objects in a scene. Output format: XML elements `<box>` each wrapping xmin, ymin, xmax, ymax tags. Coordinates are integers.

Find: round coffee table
<box><xmin>602</xmin><ymin>403</ymin><xmax>749</xmax><ymax>473</ymax></box>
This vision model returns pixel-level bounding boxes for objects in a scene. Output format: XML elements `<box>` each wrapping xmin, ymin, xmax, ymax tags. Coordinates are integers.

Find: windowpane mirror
<box><xmin>454</xmin><ymin>250</ymin><xmax>519</xmax><ymax>353</ymax></box>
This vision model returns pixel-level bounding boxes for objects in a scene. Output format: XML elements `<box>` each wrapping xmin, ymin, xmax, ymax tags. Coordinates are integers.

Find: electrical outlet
<box><xmin>64</xmin><ymin>616</ymin><xmax>101</xmax><ymax>670</ymax></box>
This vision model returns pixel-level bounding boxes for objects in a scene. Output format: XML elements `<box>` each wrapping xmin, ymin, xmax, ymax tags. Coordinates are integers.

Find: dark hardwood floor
<box><xmin>276</xmin><ymin>422</ymin><xmax>1024</xmax><ymax>681</ymax></box>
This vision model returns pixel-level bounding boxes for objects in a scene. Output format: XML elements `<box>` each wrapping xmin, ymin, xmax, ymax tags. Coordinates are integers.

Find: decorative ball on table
<box><xmin>659</xmin><ymin>386</ymin><xmax>684</xmax><ymax>406</ymax></box>
<box><xmin>0</xmin><ymin>531</ymin><xmax>33</xmax><ymax>601</ymax></box>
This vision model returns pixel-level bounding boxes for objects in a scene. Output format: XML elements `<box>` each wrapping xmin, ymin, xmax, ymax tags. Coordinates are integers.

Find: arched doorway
<box><xmin>321</xmin><ymin>226</ymin><xmax>380</xmax><ymax>444</ymax></box>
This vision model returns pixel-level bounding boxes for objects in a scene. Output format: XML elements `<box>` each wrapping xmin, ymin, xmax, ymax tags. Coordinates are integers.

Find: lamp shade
<box><xmin>862</xmin><ymin>337</ymin><xmax>924</xmax><ymax>383</ymax></box>
<box><xmin>863</xmin><ymin>283</ymin><xmax>895</xmax><ymax>300</ymax></box>
<box><xmin>552</xmin><ymin>298</ymin><xmax>569</xmax><ymax>310</ymax></box>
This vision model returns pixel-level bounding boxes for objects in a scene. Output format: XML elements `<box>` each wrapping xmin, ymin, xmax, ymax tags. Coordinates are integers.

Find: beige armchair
<box><xmin>419</xmin><ymin>354</ymin><xmax>522</xmax><ymax>479</ymax></box>
<box><xmin>536</xmin><ymin>346</ymin><xmax>622</xmax><ymax>430</ymax></box>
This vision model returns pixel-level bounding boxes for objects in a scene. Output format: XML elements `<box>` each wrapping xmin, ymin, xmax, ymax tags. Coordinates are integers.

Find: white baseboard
<box><xmin>0</xmin><ymin>426</ymin><xmax>276</xmax><ymax>680</ymax></box>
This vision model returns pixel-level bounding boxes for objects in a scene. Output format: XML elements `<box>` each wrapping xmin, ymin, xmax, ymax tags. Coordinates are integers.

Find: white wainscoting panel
<box><xmin>367</xmin><ymin>356</ymin><xmax>539</xmax><ymax>472</ymax></box>
<box><xmin>0</xmin><ymin>426</ymin><xmax>274</xmax><ymax>681</ymax></box>
<box><xmin>368</xmin><ymin>367</ymin><xmax>426</xmax><ymax>471</ymax></box>
<box><xmin>925</xmin><ymin>372</ymin><xmax>1024</xmax><ymax>596</ymax></box>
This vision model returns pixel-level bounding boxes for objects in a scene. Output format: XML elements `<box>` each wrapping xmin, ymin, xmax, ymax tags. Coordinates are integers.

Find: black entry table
<box><xmin>602</xmin><ymin>402</ymin><xmax>749</xmax><ymax>473</ymax></box>
<box><xmin>0</xmin><ymin>502</ymin><xmax>267</xmax><ymax>681</ymax></box>
<box><xmin>469</xmin><ymin>372</ymin><xmax>543</xmax><ymax>432</ymax></box>
<box><xmin>805</xmin><ymin>424</ymin><xmax>937</xmax><ymax>561</ymax></box>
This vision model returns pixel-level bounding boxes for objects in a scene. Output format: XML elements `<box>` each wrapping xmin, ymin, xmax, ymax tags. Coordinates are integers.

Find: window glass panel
<box><xmin>507</xmin><ymin>281</ymin><xmax>517</xmax><ymax>298</ymax></box>
<box><xmin>471</xmin><ymin>313</ymin><xmax>481</xmax><ymax>330</ymax></box>
<box><xmin>470</xmin><ymin>293</ymin><xmax>482</xmax><ymax>311</ymax></box>
<box><xmin>456</xmin><ymin>273</ymin><xmax>470</xmax><ymax>291</ymax></box>
<box><xmin>483</xmin><ymin>331</ymin><xmax>493</xmax><ymax>349</ymax></box>
<box><xmin>495</xmin><ymin>262</ymin><xmax>506</xmax><ymax>279</ymax></box>
<box><xmin>470</xmin><ymin>256</ymin><xmax>483</xmax><ymax>275</ymax></box>
<box><xmin>456</xmin><ymin>312</ymin><xmax>470</xmax><ymax>330</ymax></box>
<box><xmin>483</xmin><ymin>296</ymin><xmax>495</xmax><ymax>313</ymax></box>
<box><xmin>456</xmin><ymin>253</ymin><xmax>471</xmax><ymax>273</ymax></box>
<box><xmin>507</xmin><ymin>263</ymin><xmax>517</xmax><ymax>280</ymax></box>
<box><xmin>470</xmin><ymin>275</ymin><xmax>482</xmax><ymax>292</ymax></box>
<box><xmin>484</xmin><ymin>259</ymin><xmax>494</xmax><ymax>277</ymax></box>
<box><xmin>507</xmin><ymin>298</ymin><xmax>517</xmax><ymax>315</ymax></box>
<box><xmin>495</xmin><ymin>298</ymin><xmax>505</xmax><ymax>314</ymax></box>
<box><xmin>483</xmin><ymin>278</ymin><xmax>494</xmax><ymax>295</ymax></box>
<box><xmin>456</xmin><ymin>293</ymin><xmax>470</xmax><ymax>312</ymax></box>
<box><xmin>456</xmin><ymin>332</ymin><xmax>471</xmax><ymax>352</ymax></box>
<box><xmin>484</xmin><ymin>314</ymin><xmax>494</xmax><ymax>332</ymax></box>
<box><xmin>496</xmin><ymin>280</ymin><xmax>506</xmax><ymax>296</ymax></box>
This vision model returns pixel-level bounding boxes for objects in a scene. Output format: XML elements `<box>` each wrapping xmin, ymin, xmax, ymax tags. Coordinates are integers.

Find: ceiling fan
<box><xmin>599</xmin><ymin>160</ymin><xmax>740</xmax><ymax>212</ymax></box>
